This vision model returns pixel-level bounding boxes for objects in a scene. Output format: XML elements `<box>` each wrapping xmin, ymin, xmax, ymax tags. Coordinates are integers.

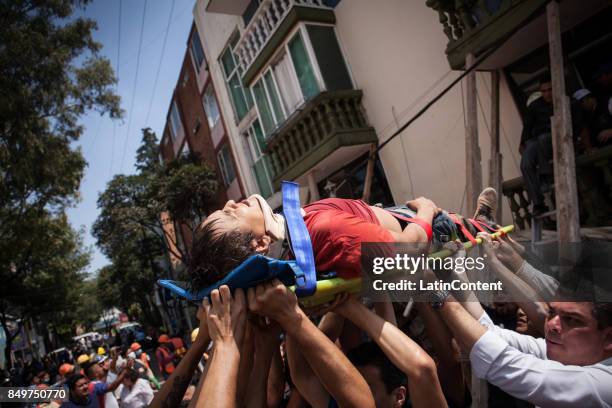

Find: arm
<box><xmin>248</xmin><ymin>280</ymin><xmax>375</xmax><ymax>408</ymax></box>
<box><xmin>390</xmin><ymin>197</ymin><xmax>438</xmax><ymax>244</ymax></box>
<box><xmin>337</xmin><ymin>298</ymin><xmax>447</xmax><ymax>408</ymax></box>
<box><xmin>100</xmin><ymin>368</ymin><xmax>127</xmax><ymax>393</ymax></box>
<box><xmin>415</xmin><ymin>302</ymin><xmax>467</xmax><ymax>408</ymax></box>
<box><xmin>150</xmin><ymin>305</ymin><xmax>211</xmax><ymax>408</ymax></box>
<box><xmin>196</xmin><ymin>286</ymin><xmax>247</xmax><ymax>408</ymax></box>
<box><xmin>245</xmin><ymin>319</ymin><xmax>281</xmax><ymax>408</ymax></box>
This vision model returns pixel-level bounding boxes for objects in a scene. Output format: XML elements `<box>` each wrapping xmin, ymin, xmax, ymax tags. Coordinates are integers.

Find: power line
<box><xmin>109</xmin><ymin>0</ymin><xmax>122</xmax><ymax>178</ymax></box>
<box><xmin>145</xmin><ymin>0</ymin><xmax>176</xmax><ymax>126</ymax></box>
<box><xmin>120</xmin><ymin>0</ymin><xmax>148</xmax><ymax>173</ymax></box>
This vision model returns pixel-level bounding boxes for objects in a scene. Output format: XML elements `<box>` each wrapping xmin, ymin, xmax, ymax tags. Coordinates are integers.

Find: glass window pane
<box><xmin>223</xmin><ymin>145</ymin><xmax>236</xmax><ymax>183</ymax></box>
<box><xmin>289</xmin><ymin>33</ymin><xmax>319</xmax><ymax>100</ymax></box>
<box><xmin>190</xmin><ymin>32</ymin><xmax>206</xmax><ymax>69</ymax></box>
<box><xmin>253</xmin><ymin>159</ymin><xmax>272</xmax><ymax>198</ymax></box>
<box><xmin>264</xmin><ymin>71</ymin><xmax>285</xmax><ymax>123</ymax></box>
<box><xmin>229</xmin><ymin>75</ymin><xmax>248</xmax><ymax>120</ymax></box>
<box><xmin>202</xmin><ymin>85</ymin><xmax>221</xmax><ymax>128</ymax></box>
<box><xmin>252</xmin><ymin>119</ymin><xmax>266</xmax><ymax>151</ymax></box>
<box><xmin>253</xmin><ymin>79</ymin><xmax>275</xmax><ymax>134</ymax></box>
<box><xmin>221</xmin><ymin>48</ymin><xmax>235</xmax><ymax>78</ymax></box>
<box><xmin>170</xmin><ymin>101</ymin><xmax>182</xmax><ymax>138</ymax></box>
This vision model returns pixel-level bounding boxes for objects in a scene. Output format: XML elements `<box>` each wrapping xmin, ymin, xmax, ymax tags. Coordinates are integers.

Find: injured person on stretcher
<box><xmin>187</xmin><ymin>187</ymin><xmax>500</xmax><ymax>292</ymax></box>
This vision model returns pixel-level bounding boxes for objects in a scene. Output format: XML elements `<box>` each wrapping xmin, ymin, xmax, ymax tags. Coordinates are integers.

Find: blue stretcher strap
<box><xmin>157</xmin><ymin>255</ymin><xmax>301</xmax><ymax>303</ymax></box>
<box><xmin>282</xmin><ymin>181</ymin><xmax>317</xmax><ymax>296</ymax></box>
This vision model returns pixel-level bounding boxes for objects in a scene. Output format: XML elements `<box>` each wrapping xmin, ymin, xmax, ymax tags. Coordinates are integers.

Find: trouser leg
<box><xmin>520</xmin><ymin>139</ymin><xmax>543</xmax><ymax>207</ymax></box>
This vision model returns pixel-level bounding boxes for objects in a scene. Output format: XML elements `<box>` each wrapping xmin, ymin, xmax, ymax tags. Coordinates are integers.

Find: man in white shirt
<box><xmin>432</xmin><ymin>283</ymin><xmax>612</xmax><ymax>406</ymax></box>
<box><xmin>118</xmin><ymin>369</ymin><xmax>154</xmax><ymax>408</ymax></box>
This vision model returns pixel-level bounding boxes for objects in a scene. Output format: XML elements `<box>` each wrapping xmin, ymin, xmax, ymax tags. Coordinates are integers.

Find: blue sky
<box><xmin>67</xmin><ymin>0</ymin><xmax>195</xmax><ymax>275</ymax></box>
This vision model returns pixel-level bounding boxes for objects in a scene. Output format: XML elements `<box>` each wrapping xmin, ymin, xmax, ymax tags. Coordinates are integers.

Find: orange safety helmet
<box><xmin>158</xmin><ymin>334</ymin><xmax>170</xmax><ymax>343</ymax></box>
<box><xmin>59</xmin><ymin>363</ymin><xmax>75</xmax><ymax>377</ymax></box>
<box><xmin>130</xmin><ymin>342</ymin><xmax>141</xmax><ymax>352</ymax></box>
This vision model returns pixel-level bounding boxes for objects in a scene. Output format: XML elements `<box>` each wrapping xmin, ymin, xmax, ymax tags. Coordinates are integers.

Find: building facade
<box><xmin>192</xmin><ymin>0</ymin><xmax>525</xmax><ymax>223</ymax></box>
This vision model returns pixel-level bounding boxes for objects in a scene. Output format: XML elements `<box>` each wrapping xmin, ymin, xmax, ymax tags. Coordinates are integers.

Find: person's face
<box><xmin>102</xmin><ymin>359</ymin><xmax>111</xmax><ymax>373</ymax></box>
<box><xmin>203</xmin><ymin>196</ymin><xmax>266</xmax><ymax>237</ymax></box>
<box><xmin>73</xmin><ymin>378</ymin><xmax>89</xmax><ymax>399</ymax></box>
<box><xmin>123</xmin><ymin>377</ymin><xmax>134</xmax><ymax>388</ymax></box>
<box><xmin>580</xmin><ymin>96</ymin><xmax>597</xmax><ymax>111</ymax></box>
<box><xmin>516</xmin><ymin>308</ymin><xmax>539</xmax><ymax>337</ymax></box>
<box><xmin>357</xmin><ymin>365</ymin><xmax>406</xmax><ymax>408</ymax></box>
<box><xmin>540</xmin><ymin>82</ymin><xmax>553</xmax><ymax>103</ymax></box>
<box><xmin>545</xmin><ymin>302</ymin><xmax>612</xmax><ymax>365</ymax></box>
<box><xmin>92</xmin><ymin>363</ymin><xmax>104</xmax><ymax>379</ymax></box>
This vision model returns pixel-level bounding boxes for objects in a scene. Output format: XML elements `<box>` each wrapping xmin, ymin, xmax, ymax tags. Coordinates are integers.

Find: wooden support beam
<box><xmin>547</xmin><ymin>1</ymin><xmax>581</xmax><ymax>243</ymax></box>
<box><xmin>465</xmin><ymin>53</ymin><xmax>483</xmax><ymax>217</ymax></box>
<box><xmin>488</xmin><ymin>70</ymin><xmax>503</xmax><ymax>221</ymax></box>
<box><xmin>361</xmin><ymin>144</ymin><xmax>377</xmax><ymax>203</ymax></box>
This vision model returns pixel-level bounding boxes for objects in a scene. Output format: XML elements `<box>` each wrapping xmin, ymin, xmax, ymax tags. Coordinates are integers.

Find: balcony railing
<box><xmin>235</xmin><ymin>0</ymin><xmax>335</xmax><ymax>85</ymax></box>
<box><xmin>425</xmin><ymin>0</ymin><xmax>547</xmax><ymax>69</ymax></box>
<box><xmin>502</xmin><ymin>145</ymin><xmax>612</xmax><ymax>230</ymax></box>
<box><xmin>264</xmin><ymin>90</ymin><xmax>378</xmax><ymax>188</ymax></box>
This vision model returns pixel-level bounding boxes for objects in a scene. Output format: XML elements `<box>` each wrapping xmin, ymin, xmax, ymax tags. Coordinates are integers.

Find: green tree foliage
<box><xmin>0</xmin><ymin>0</ymin><xmax>121</xmax><ymax>366</ymax></box>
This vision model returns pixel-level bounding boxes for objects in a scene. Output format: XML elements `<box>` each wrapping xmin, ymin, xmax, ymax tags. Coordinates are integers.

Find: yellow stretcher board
<box><xmin>291</xmin><ymin>225</ymin><xmax>514</xmax><ymax>307</ymax></box>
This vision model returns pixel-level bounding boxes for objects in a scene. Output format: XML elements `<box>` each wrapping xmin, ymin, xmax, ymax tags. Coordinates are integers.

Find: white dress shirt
<box><xmin>470</xmin><ymin>312</ymin><xmax>612</xmax><ymax>407</ymax></box>
<box><xmin>119</xmin><ymin>379</ymin><xmax>154</xmax><ymax>408</ymax></box>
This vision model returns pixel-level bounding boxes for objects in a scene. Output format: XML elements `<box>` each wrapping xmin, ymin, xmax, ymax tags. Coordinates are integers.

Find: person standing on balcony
<box><xmin>520</xmin><ymin>76</ymin><xmax>554</xmax><ymax>216</ymax></box>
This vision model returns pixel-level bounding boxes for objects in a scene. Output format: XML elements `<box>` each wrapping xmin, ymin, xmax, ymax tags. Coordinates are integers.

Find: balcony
<box><xmin>426</xmin><ymin>0</ymin><xmax>548</xmax><ymax>69</ymax></box>
<box><xmin>235</xmin><ymin>0</ymin><xmax>335</xmax><ymax>86</ymax></box>
<box><xmin>502</xmin><ymin>145</ymin><xmax>612</xmax><ymax>230</ymax></box>
<box><xmin>264</xmin><ymin>90</ymin><xmax>378</xmax><ymax>189</ymax></box>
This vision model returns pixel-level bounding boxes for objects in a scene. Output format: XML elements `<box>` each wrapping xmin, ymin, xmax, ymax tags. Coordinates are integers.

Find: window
<box><xmin>306</xmin><ymin>25</ymin><xmax>352</xmax><ymax>91</ymax></box>
<box><xmin>179</xmin><ymin>142</ymin><xmax>190</xmax><ymax>158</ymax></box>
<box><xmin>273</xmin><ymin>53</ymin><xmax>303</xmax><ymax>114</ymax></box>
<box><xmin>169</xmin><ymin>101</ymin><xmax>182</xmax><ymax>140</ymax></box>
<box><xmin>288</xmin><ymin>32</ymin><xmax>319</xmax><ymax>101</ymax></box>
<box><xmin>202</xmin><ymin>84</ymin><xmax>221</xmax><ymax>128</ymax></box>
<box><xmin>217</xmin><ymin>143</ymin><xmax>236</xmax><ymax>187</ymax></box>
<box><xmin>190</xmin><ymin>30</ymin><xmax>206</xmax><ymax>72</ymax></box>
<box><xmin>244</xmin><ymin>120</ymin><xmax>273</xmax><ymax>197</ymax></box>
<box><xmin>252</xmin><ymin>69</ymin><xmax>286</xmax><ymax>135</ymax></box>
<box><xmin>220</xmin><ymin>32</ymin><xmax>253</xmax><ymax>122</ymax></box>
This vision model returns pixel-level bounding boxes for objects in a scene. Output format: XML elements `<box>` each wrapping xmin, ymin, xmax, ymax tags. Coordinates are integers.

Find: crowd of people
<box><xmin>520</xmin><ymin>62</ymin><xmax>612</xmax><ymax>222</ymax></box>
<box><xmin>0</xmin><ymin>331</ymin><xmax>193</xmax><ymax>408</ymax></box>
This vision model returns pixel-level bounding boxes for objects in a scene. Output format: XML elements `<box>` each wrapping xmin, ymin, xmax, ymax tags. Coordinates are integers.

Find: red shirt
<box><xmin>303</xmin><ymin>198</ymin><xmax>394</xmax><ymax>279</ymax></box>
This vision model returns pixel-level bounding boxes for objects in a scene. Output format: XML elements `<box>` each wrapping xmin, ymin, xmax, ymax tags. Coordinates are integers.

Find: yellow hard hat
<box><xmin>97</xmin><ymin>347</ymin><xmax>106</xmax><ymax>356</ymax></box>
<box><xmin>191</xmin><ymin>328</ymin><xmax>199</xmax><ymax>343</ymax></box>
<box><xmin>77</xmin><ymin>354</ymin><xmax>90</xmax><ymax>365</ymax></box>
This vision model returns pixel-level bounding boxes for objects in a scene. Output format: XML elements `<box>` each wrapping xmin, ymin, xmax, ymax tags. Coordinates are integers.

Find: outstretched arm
<box><xmin>336</xmin><ymin>298</ymin><xmax>447</xmax><ymax>408</ymax></box>
<box><xmin>248</xmin><ymin>280</ymin><xmax>375</xmax><ymax>408</ymax></box>
<box><xmin>150</xmin><ymin>306</ymin><xmax>211</xmax><ymax>408</ymax></box>
<box><xmin>196</xmin><ymin>286</ymin><xmax>247</xmax><ymax>408</ymax></box>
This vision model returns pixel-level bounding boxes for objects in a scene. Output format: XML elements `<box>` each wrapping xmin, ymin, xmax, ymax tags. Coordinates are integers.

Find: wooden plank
<box><xmin>361</xmin><ymin>143</ymin><xmax>377</xmax><ymax>203</ymax></box>
<box><xmin>307</xmin><ymin>170</ymin><xmax>320</xmax><ymax>203</ymax></box>
<box><xmin>546</xmin><ymin>1</ymin><xmax>581</xmax><ymax>243</ymax></box>
<box><xmin>488</xmin><ymin>70</ymin><xmax>503</xmax><ymax>221</ymax></box>
<box><xmin>465</xmin><ymin>53</ymin><xmax>483</xmax><ymax>217</ymax></box>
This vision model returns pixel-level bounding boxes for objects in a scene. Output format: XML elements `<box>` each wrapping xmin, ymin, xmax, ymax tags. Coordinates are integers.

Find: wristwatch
<box><xmin>428</xmin><ymin>290</ymin><xmax>450</xmax><ymax>310</ymax></box>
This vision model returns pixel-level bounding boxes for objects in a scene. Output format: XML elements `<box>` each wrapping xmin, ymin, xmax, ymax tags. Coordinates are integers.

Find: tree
<box><xmin>0</xmin><ymin>213</ymin><xmax>90</xmax><ymax>366</ymax></box>
<box><xmin>0</xmin><ymin>0</ymin><xmax>121</xmax><ymax>367</ymax></box>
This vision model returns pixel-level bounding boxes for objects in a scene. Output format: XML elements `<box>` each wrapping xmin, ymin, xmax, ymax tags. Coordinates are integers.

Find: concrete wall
<box><xmin>333</xmin><ymin>0</ymin><xmax>523</xmax><ymax>224</ymax></box>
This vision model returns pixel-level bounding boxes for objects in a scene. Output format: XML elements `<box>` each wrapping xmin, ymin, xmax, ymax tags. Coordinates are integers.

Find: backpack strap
<box><xmin>386</xmin><ymin>210</ymin><xmax>433</xmax><ymax>242</ymax></box>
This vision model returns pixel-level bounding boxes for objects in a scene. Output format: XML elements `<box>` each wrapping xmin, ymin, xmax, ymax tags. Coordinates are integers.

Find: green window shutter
<box><xmin>289</xmin><ymin>33</ymin><xmax>319</xmax><ymax>100</ymax></box>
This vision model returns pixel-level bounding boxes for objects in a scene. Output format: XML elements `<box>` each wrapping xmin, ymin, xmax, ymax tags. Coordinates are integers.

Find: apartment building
<box><xmin>194</xmin><ymin>0</ymin><xmax>611</xmax><ymax>235</ymax></box>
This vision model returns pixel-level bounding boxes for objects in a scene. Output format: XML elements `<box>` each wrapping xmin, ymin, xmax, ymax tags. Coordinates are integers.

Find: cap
<box><xmin>158</xmin><ymin>334</ymin><xmax>170</xmax><ymax>343</ymax></box>
<box><xmin>130</xmin><ymin>342</ymin><xmax>141</xmax><ymax>352</ymax></box>
<box><xmin>191</xmin><ymin>328</ymin><xmax>199</xmax><ymax>343</ymax></box>
<box><xmin>76</xmin><ymin>354</ymin><xmax>90</xmax><ymax>365</ymax></box>
<box><xmin>573</xmin><ymin>88</ymin><xmax>591</xmax><ymax>101</ymax></box>
<box><xmin>59</xmin><ymin>364</ymin><xmax>75</xmax><ymax>377</ymax></box>
<box><xmin>97</xmin><ymin>347</ymin><xmax>106</xmax><ymax>356</ymax></box>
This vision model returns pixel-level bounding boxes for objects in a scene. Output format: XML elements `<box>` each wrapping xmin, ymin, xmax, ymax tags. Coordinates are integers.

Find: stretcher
<box><xmin>158</xmin><ymin>181</ymin><xmax>514</xmax><ymax>307</ymax></box>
